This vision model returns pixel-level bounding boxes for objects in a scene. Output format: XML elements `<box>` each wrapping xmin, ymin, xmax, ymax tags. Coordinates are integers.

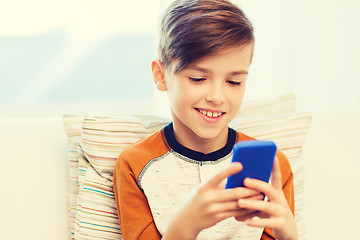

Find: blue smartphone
<box><xmin>225</xmin><ymin>140</ymin><xmax>277</xmax><ymax>189</ymax></box>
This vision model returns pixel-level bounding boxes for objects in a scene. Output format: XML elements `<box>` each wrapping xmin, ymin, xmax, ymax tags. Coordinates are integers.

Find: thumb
<box><xmin>206</xmin><ymin>162</ymin><xmax>242</xmax><ymax>189</ymax></box>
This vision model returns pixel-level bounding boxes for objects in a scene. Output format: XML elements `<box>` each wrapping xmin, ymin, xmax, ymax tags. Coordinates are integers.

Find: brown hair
<box><xmin>158</xmin><ymin>0</ymin><xmax>255</xmax><ymax>72</ymax></box>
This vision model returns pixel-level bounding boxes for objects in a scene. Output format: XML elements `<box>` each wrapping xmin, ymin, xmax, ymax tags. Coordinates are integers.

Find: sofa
<box><xmin>1</xmin><ymin>94</ymin><xmax>359</xmax><ymax>240</ymax></box>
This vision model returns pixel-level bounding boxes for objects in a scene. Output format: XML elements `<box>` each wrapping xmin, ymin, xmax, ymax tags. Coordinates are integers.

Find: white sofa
<box><xmin>1</xmin><ymin>106</ymin><xmax>359</xmax><ymax>240</ymax></box>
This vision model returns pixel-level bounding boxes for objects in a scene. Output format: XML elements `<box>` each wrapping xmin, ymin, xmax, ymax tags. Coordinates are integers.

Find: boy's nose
<box><xmin>205</xmin><ymin>84</ymin><xmax>225</xmax><ymax>105</ymax></box>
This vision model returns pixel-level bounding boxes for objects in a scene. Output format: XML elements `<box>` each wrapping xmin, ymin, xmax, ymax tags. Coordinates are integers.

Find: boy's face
<box><xmin>154</xmin><ymin>44</ymin><xmax>253</xmax><ymax>151</ymax></box>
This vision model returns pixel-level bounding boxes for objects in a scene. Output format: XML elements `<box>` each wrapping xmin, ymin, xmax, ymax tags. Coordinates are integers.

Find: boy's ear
<box><xmin>151</xmin><ymin>59</ymin><xmax>167</xmax><ymax>91</ymax></box>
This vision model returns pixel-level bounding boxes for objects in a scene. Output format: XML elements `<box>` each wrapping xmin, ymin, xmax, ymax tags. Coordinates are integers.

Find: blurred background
<box><xmin>0</xmin><ymin>0</ymin><xmax>160</xmax><ymax>118</ymax></box>
<box><xmin>1</xmin><ymin>0</ymin><xmax>359</xmax><ymax>119</ymax></box>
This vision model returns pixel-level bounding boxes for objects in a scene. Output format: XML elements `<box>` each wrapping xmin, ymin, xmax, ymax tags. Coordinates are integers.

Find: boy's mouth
<box><xmin>195</xmin><ymin>108</ymin><xmax>224</xmax><ymax>118</ymax></box>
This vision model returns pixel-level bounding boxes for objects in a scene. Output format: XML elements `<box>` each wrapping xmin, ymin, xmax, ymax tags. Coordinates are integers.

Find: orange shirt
<box><xmin>113</xmin><ymin>124</ymin><xmax>294</xmax><ymax>240</ymax></box>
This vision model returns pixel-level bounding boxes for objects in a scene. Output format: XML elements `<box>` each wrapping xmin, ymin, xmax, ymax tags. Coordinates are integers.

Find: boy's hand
<box><xmin>236</xmin><ymin>158</ymin><xmax>298</xmax><ymax>240</ymax></box>
<box><xmin>163</xmin><ymin>162</ymin><xmax>263</xmax><ymax>240</ymax></box>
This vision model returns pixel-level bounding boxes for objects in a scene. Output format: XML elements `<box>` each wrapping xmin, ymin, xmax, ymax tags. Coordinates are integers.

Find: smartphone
<box><xmin>225</xmin><ymin>140</ymin><xmax>276</xmax><ymax>189</ymax></box>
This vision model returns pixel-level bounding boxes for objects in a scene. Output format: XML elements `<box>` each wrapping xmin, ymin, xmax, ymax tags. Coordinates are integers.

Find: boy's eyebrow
<box><xmin>229</xmin><ymin>70</ymin><xmax>249</xmax><ymax>76</ymax></box>
<box><xmin>188</xmin><ymin>66</ymin><xmax>248</xmax><ymax>75</ymax></box>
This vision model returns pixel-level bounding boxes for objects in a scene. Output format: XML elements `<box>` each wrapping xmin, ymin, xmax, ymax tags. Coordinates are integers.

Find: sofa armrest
<box><xmin>0</xmin><ymin>117</ymin><xmax>69</xmax><ymax>240</ymax></box>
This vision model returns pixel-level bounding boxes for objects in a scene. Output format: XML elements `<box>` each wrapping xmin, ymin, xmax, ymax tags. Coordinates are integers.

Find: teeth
<box><xmin>199</xmin><ymin>109</ymin><xmax>222</xmax><ymax>118</ymax></box>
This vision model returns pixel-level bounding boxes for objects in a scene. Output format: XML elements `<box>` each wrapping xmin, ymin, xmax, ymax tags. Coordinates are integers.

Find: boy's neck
<box><xmin>172</xmin><ymin>123</ymin><xmax>229</xmax><ymax>154</ymax></box>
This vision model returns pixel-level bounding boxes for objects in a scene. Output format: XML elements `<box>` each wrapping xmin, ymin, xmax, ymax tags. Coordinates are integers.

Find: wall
<box><xmin>238</xmin><ymin>0</ymin><xmax>360</xmax><ymax>112</ymax></box>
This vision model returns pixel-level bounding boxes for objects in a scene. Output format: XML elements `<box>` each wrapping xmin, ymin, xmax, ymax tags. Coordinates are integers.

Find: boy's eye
<box><xmin>227</xmin><ymin>80</ymin><xmax>242</xmax><ymax>86</ymax></box>
<box><xmin>189</xmin><ymin>77</ymin><xmax>206</xmax><ymax>82</ymax></box>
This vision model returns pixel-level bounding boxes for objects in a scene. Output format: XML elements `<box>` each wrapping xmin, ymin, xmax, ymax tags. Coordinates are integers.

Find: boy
<box><xmin>113</xmin><ymin>0</ymin><xmax>298</xmax><ymax>239</ymax></box>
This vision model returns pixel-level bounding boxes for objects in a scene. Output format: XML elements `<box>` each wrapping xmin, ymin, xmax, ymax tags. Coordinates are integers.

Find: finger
<box><xmin>271</xmin><ymin>157</ymin><xmax>282</xmax><ymax>190</ymax></box>
<box><xmin>243</xmin><ymin>178</ymin><xmax>281</xmax><ymax>203</ymax></box>
<box><xmin>235</xmin><ymin>211</ymin><xmax>261</xmax><ymax>221</ymax></box>
<box><xmin>214</xmin><ymin>208</ymin><xmax>259</xmax><ymax>222</ymax></box>
<box><xmin>210</xmin><ymin>201</ymin><xmax>242</xmax><ymax>213</ymax></box>
<box><xmin>247</xmin><ymin>193</ymin><xmax>265</xmax><ymax>201</ymax></box>
<box><xmin>206</xmin><ymin>162</ymin><xmax>242</xmax><ymax>188</ymax></box>
<box><xmin>212</xmin><ymin>193</ymin><xmax>264</xmax><ymax>211</ymax></box>
<box><xmin>245</xmin><ymin>217</ymin><xmax>283</xmax><ymax>229</ymax></box>
<box><xmin>207</xmin><ymin>196</ymin><xmax>266</xmax><ymax>219</ymax></box>
<box><xmin>216</xmin><ymin>187</ymin><xmax>261</xmax><ymax>202</ymax></box>
<box><xmin>217</xmin><ymin>181</ymin><xmax>226</xmax><ymax>189</ymax></box>
<box><xmin>238</xmin><ymin>198</ymin><xmax>282</xmax><ymax>217</ymax></box>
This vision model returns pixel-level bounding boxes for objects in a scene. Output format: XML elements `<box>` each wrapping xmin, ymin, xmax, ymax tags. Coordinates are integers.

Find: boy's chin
<box><xmin>194</xmin><ymin>127</ymin><xmax>227</xmax><ymax>140</ymax></box>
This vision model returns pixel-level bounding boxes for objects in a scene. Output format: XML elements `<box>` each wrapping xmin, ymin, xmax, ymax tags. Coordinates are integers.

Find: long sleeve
<box><xmin>113</xmin><ymin>152</ymin><xmax>162</xmax><ymax>240</ymax></box>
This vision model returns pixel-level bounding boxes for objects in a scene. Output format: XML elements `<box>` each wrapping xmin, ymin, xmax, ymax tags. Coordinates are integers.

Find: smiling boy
<box><xmin>154</xmin><ymin>44</ymin><xmax>252</xmax><ymax>154</ymax></box>
<box><xmin>113</xmin><ymin>0</ymin><xmax>298</xmax><ymax>239</ymax></box>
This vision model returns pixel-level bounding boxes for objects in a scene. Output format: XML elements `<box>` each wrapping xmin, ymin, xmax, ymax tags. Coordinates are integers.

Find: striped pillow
<box><xmin>236</xmin><ymin>93</ymin><xmax>295</xmax><ymax>118</ymax></box>
<box><xmin>63</xmin><ymin>93</ymin><xmax>310</xmax><ymax>240</ymax></box>
<box><xmin>64</xmin><ymin>115</ymin><xmax>169</xmax><ymax>239</ymax></box>
<box><xmin>73</xmin><ymin>146</ymin><xmax>122</xmax><ymax>239</ymax></box>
